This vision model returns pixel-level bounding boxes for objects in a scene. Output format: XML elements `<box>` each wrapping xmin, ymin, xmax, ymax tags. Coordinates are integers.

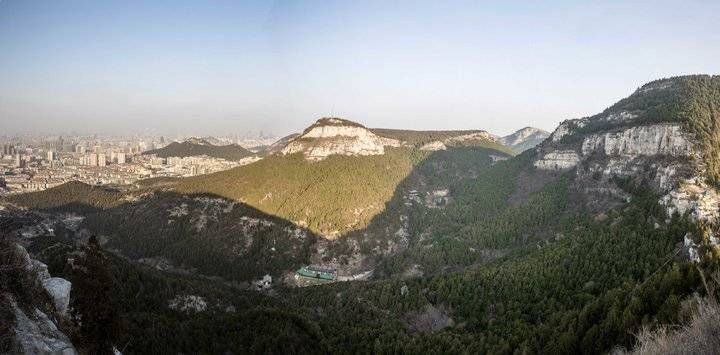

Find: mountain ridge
<box><xmin>144</xmin><ymin>139</ymin><xmax>254</xmax><ymax>161</ymax></box>
<box><xmin>499</xmin><ymin>127</ymin><xmax>550</xmax><ymax>153</ymax></box>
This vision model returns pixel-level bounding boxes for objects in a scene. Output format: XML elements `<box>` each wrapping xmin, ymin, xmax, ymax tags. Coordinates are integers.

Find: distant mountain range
<box><xmin>499</xmin><ymin>127</ymin><xmax>550</xmax><ymax>153</ymax></box>
<box><xmin>145</xmin><ymin>119</ymin><xmax>547</xmax><ymax>163</ymax></box>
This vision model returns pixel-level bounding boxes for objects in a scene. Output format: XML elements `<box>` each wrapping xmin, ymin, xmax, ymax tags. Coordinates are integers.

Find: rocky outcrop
<box><xmin>10</xmin><ymin>300</ymin><xmax>77</xmax><ymax>355</ymax></box>
<box><xmin>41</xmin><ymin>278</ymin><xmax>72</xmax><ymax>316</ymax></box>
<box><xmin>580</xmin><ymin>124</ymin><xmax>694</xmax><ymax>158</ymax></box>
<box><xmin>533</xmin><ymin>151</ymin><xmax>580</xmax><ymax>170</ymax></box>
<box><xmin>16</xmin><ymin>244</ymin><xmax>72</xmax><ymax>316</ymax></box>
<box><xmin>536</xmin><ymin>121</ymin><xmax>718</xmax><ymax>224</ymax></box>
<box><xmin>281</xmin><ymin>118</ymin><xmax>402</xmax><ymax>160</ymax></box>
<box><xmin>660</xmin><ymin>179</ymin><xmax>720</xmax><ymax>224</ymax></box>
<box><xmin>532</xmin><ymin>77</ymin><xmax>720</xmax><ymax>233</ymax></box>
<box><xmin>9</xmin><ymin>244</ymin><xmax>77</xmax><ymax>354</ymax></box>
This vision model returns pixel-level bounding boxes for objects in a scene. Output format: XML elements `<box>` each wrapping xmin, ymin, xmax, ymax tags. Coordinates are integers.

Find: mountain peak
<box><xmin>313</xmin><ymin>117</ymin><xmax>365</xmax><ymax>127</ymax></box>
<box><xmin>282</xmin><ymin>117</ymin><xmax>401</xmax><ymax>160</ymax></box>
<box><xmin>500</xmin><ymin>127</ymin><xmax>550</xmax><ymax>153</ymax></box>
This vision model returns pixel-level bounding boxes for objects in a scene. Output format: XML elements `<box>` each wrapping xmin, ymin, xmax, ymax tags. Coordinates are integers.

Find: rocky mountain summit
<box><xmin>278</xmin><ymin>117</ymin><xmax>507</xmax><ymax>160</ymax></box>
<box><xmin>280</xmin><ymin>118</ymin><xmax>403</xmax><ymax>160</ymax></box>
<box><xmin>532</xmin><ymin>75</ymin><xmax>720</xmax><ymax>238</ymax></box>
<box><xmin>500</xmin><ymin>127</ymin><xmax>550</xmax><ymax>153</ymax></box>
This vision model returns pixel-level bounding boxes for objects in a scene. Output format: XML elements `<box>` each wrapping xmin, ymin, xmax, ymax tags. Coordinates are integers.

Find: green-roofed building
<box><xmin>296</xmin><ymin>266</ymin><xmax>337</xmax><ymax>281</ymax></box>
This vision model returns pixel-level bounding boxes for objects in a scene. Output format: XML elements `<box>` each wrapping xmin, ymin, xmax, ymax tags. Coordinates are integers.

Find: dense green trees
<box><xmin>69</xmin><ymin>235</ymin><xmax>122</xmax><ymax>355</ymax></box>
<box><xmin>144</xmin><ymin>141</ymin><xmax>253</xmax><ymax>161</ymax></box>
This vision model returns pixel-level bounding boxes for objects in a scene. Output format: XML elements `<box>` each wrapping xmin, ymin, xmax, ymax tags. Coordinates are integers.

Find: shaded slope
<box><xmin>6</xmin><ymin>183</ymin><xmax>318</xmax><ymax>282</ymax></box>
<box><xmin>177</xmin><ymin>138</ymin><xmax>511</xmax><ymax>237</ymax></box>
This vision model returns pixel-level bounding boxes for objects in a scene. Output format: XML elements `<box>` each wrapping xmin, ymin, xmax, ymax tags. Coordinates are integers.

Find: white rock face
<box><xmin>15</xmin><ymin>244</ymin><xmax>74</xmax><ymax>318</ymax></box>
<box><xmin>542</xmin><ymin>115</ymin><xmax>719</xmax><ymax>227</ymax></box>
<box><xmin>42</xmin><ymin>278</ymin><xmax>72</xmax><ymax>316</ymax></box>
<box><xmin>282</xmin><ymin>123</ymin><xmax>402</xmax><ymax>160</ymax></box>
<box><xmin>533</xmin><ymin>150</ymin><xmax>580</xmax><ymax>170</ymax></box>
<box><xmin>581</xmin><ymin>124</ymin><xmax>695</xmax><ymax>157</ymax></box>
<box><xmin>11</xmin><ymin>301</ymin><xmax>77</xmax><ymax>355</ymax></box>
<box><xmin>661</xmin><ymin>179</ymin><xmax>720</xmax><ymax>224</ymax></box>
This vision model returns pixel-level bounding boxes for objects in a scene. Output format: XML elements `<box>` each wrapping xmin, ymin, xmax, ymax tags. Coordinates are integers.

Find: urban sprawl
<box><xmin>0</xmin><ymin>135</ymin><xmax>270</xmax><ymax>195</ymax></box>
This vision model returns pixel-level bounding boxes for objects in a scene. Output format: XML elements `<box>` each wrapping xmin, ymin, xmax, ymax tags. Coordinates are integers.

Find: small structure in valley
<box><xmin>295</xmin><ymin>266</ymin><xmax>337</xmax><ymax>282</ymax></box>
<box><xmin>255</xmin><ymin>274</ymin><xmax>273</xmax><ymax>291</ymax></box>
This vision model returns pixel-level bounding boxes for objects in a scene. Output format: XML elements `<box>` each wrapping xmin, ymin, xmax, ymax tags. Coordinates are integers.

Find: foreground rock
<box><xmin>7</xmin><ymin>244</ymin><xmax>77</xmax><ymax>354</ymax></box>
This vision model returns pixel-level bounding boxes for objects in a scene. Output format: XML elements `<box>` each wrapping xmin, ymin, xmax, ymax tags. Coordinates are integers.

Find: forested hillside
<box><xmin>144</xmin><ymin>139</ymin><xmax>254</xmax><ymax>161</ymax></box>
<box><xmin>5</xmin><ymin>132</ymin><xmax>512</xmax><ymax>283</ymax></box>
<box><xmin>9</xmin><ymin>180</ymin><xmax>717</xmax><ymax>354</ymax></box>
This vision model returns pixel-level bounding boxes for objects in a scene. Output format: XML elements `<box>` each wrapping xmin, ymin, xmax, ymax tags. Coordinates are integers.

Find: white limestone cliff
<box><xmin>533</xmin><ymin>151</ymin><xmax>580</xmax><ymax>170</ymax></box>
<box><xmin>580</xmin><ymin>124</ymin><xmax>695</xmax><ymax>157</ymax></box>
<box><xmin>281</xmin><ymin>120</ymin><xmax>402</xmax><ymax>160</ymax></box>
<box><xmin>535</xmin><ymin>115</ymin><xmax>720</xmax><ymax>232</ymax></box>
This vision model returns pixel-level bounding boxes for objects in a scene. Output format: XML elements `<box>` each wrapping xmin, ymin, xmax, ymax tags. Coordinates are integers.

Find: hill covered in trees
<box><xmin>143</xmin><ymin>138</ymin><xmax>254</xmax><ymax>161</ymax></box>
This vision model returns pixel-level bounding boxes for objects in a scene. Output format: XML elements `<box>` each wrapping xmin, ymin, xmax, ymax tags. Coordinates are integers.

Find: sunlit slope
<box><xmin>175</xmin><ymin>149</ymin><xmax>430</xmax><ymax>237</ymax></box>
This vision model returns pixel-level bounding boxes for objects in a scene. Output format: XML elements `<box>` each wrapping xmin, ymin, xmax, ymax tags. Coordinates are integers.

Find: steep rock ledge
<box><xmin>533</xmin><ymin>78</ymin><xmax>720</xmax><ymax>229</ymax></box>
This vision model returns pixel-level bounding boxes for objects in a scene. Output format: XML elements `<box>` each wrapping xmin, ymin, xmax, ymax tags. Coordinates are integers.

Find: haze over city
<box><xmin>1</xmin><ymin>0</ymin><xmax>718</xmax><ymax>136</ymax></box>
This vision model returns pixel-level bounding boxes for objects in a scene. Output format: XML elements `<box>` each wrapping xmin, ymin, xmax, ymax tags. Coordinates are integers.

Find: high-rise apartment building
<box><xmin>116</xmin><ymin>152</ymin><xmax>126</xmax><ymax>164</ymax></box>
<box><xmin>88</xmin><ymin>153</ymin><xmax>98</xmax><ymax>167</ymax></box>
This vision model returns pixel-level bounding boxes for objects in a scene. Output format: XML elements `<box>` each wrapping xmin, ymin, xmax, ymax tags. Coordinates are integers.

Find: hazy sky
<box><xmin>1</xmin><ymin>0</ymin><xmax>719</xmax><ymax>136</ymax></box>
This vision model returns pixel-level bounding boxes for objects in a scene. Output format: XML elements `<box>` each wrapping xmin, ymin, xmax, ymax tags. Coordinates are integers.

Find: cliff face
<box><xmin>278</xmin><ymin>118</ymin><xmax>509</xmax><ymax>160</ymax></box>
<box><xmin>281</xmin><ymin>118</ymin><xmax>402</xmax><ymax>160</ymax></box>
<box><xmin>532</xmin><ymin>76</ymin><xmax>720</xmax><ymax>231</ymax></box>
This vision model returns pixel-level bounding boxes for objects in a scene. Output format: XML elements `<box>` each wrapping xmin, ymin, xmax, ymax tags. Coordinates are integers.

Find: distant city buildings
<box><xmin>116</xmin><ymin>152</ymin><xmax>126</xmax><ymax>164</ymax></box>
<box><xmin>3</xmin><ymin>144</ymin><xmax>17</xmax><ymax>156</ymax></box>
<box><xmin>14</xmin><ymin>154</ymin><xmax>23</xmax><ymax>168</ymax></box>
<box><xmin>0</xmin><ymin>134</ymin><xmax>264</xmax><ymax>195</ymax></box>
